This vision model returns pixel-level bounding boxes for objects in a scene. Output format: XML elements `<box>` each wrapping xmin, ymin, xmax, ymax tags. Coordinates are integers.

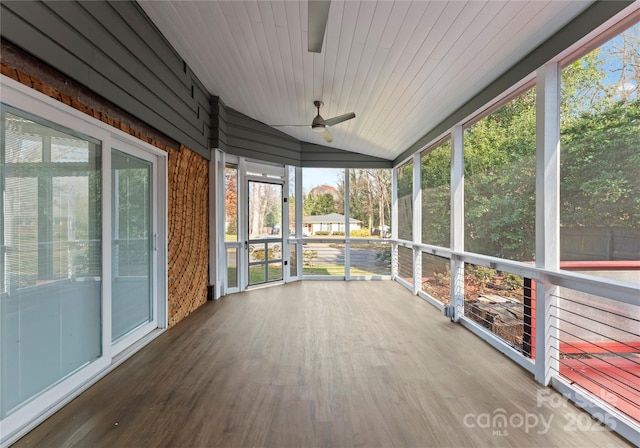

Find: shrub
<box><xmin>251</xmin><ymin>245</ymin><xmax>281</xmax><ymax>261</ymax></box>
<box><xmin>503</xmin><ymin>273</ymin><xmax>523</xmax><ymax>290</ymax></box>
<box><xmin>375</xmin><ymin>248</ymin><xmax>391</xmax><ymax>263</ymax></box>
<box><xmin>251</xmin><ymin>249</ymin><xmax>274</xmax><ymax>261</ymax></box>
<box><xmin>350</xmin><ymin>228</ymin><xmax>371</xmax><ymax>238</ymax></box>
<box><xmin>433</xmin><ymin>264</ymin><xmax>451</xmax><ymax>286</ymax></box>
<box><xmin>303</xmin><ymin>249</ymin><xmax>317</xmax><ymax>265</ymax></box>
<box><xmin>466</xmin><ymin>265</ymin><xmax>494</xmax><ymax>285</ymax></box>
<box><xmin>331</xmin><ymin>231</ymin><xmax>345</xmax><ymax>236</ymax></box>
<box><xmin>315</xmin><ymin>231</ymin><xmax>330</xmax><ymax>236</ymax></box>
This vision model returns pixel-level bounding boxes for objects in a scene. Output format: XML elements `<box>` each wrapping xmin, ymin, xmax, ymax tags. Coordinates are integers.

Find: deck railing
<box><xmin>550</xmin><ymin>288</ymin><xmax>640</xmax><ymax>426</ymax></box>
<box><xmin>390</xmin><ymin>238</ymin><xmax>640</xmax><ymax>443</ymax></box>
<box><xmin>301</xmin><ymin>238</ymin><xmax>392</xmax><ymax>279</ymax></box>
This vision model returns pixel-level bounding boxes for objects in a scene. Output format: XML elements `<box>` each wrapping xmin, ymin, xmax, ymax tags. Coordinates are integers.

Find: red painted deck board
<box><xmin>561</xmin><ymin>357</ymin><xmax>640</xmax><ymax>423</ymax></box>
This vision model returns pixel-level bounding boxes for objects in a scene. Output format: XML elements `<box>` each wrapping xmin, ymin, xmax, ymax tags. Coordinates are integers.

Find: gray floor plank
<box><xmin>14</xmin><ymin>281</ymin><xmax>632</xmax><ymax>447</ymax></box>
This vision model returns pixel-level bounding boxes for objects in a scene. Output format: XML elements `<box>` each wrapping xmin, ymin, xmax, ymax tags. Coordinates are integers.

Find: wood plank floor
<box><xmin>14</xmin><ymin>281</ymin><xmax>632</xmax><ymax>447</ymax></box>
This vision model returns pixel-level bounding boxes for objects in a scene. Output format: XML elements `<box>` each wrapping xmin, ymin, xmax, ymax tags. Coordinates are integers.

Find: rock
<box><xmin>466</xmin><ymin>295</ymin><xmax>524</xmax><ymax>346</ymax></box>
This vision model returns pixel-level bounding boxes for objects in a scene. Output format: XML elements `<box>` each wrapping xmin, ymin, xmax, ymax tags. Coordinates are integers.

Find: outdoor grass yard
<box><xmin>302</xmin><ymin>265</ymin><xmax>385</xmax><ymax>276</ymax></box>
<box><xmin>227</xmin><ymin>266</ymin><xmax>283</xmax><ymax>285</ymax></box>
<box><xmin>227</xmin><ymin>265</ymin><xmax>386</xmax><ymax>283</ymax></box>
<box><xmin>225</xmin><ymin>240</ymin><xmax>391</xmax><ymax>284</ymax></box>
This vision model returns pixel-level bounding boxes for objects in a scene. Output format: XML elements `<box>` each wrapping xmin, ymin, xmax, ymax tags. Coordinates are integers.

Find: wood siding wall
<box><xmin>2</xmin><ymin>40</ymin><xmax>209</xmax><ymax>327</ymax></box>
<box><xmin>1</xmin><ymin>0</ymin><xmax>211</xmax><ymax>159</ymax></box>
<box><xmin>299</xmin><ymin>142</ymin><xmax>392</xmax><ymax>168</ymax></box>
<box><xmin>212</xmin><ymin>97</ymin><xmax>393</xmax><ymax>168</ymax></box>
<box><xmin>214</xmin><ymin>98</ymin><xmax>301</xmax><ymax>166</ymax></box>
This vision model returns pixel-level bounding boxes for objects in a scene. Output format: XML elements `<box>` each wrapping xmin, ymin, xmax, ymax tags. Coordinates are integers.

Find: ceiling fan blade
<box><xmin>320</xmin><ymin>128</ymin><xmax>334</xmax><ymax>143</ymax></box>
<box><xmin>308</xmin><ymin>0</ymin><xmax>331</xmax><ymax>53</ymax></box>
<box><xmin>322</xmin><ymin>112</ymin><xmax>355</xmax><ymax>127</ymax></box>
<box><xmin>271</xmin><ymin>124</ymin><xmax>310</xmax><ymax>127</ymax></box>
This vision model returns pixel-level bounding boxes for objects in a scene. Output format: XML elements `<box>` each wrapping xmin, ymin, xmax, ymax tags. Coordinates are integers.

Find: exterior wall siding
<box><xmin>1</xmin><ymin>0</ymin><xmax>211</xmax><ymax>159</ymax></box>
<box><xmin>212</xmin><ymin>97</ymin><xmax>393</xmax><ymax>168</ymax></box>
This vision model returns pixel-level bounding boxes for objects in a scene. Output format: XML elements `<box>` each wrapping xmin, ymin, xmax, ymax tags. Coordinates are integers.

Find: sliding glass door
<box><xmin>1</xmin><ymin>107</ymin><xmax>102</xmax><ymax>418</ymax></box>
<box><xmin>1</xmin><ymin>97</ymin><xmax>166</xmax><ymax>435</ymax></box>
<box><xmin>111</xmin><ymin>149</ymin><xmax>155</xmax><ymax>344</ymax></box>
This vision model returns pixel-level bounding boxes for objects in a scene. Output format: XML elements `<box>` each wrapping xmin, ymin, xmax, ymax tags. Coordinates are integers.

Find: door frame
<box><xmin>215</xmin><ymin>155</ymin><xmax>300</xmax><ymax>296</ymax></box>
<box><xmin>246</xmin><ymin>177</ymin><xmax>285</xmax><ymax>288</ymax></box>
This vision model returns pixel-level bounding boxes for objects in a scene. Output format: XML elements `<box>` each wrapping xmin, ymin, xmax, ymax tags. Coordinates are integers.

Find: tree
<box><xmin>249</xmin><ymin>182</ymin><xmax>281</xmax><ymax>237</ymax></box>
<box><xmin>561</xmin><ymin>50</ymin><xmax>607</xmax><ymax>120</ymax></box>
<box><xmin>607</xmin><ymin>24</ymin><xmax>640</xmax><ymax>102</ymax></box>
<box><xmin>337</xmin><ymin>169</ymin><xmax>391</xmax><ymax>234</ymax></box>
<box><xmin>348</xmin><ymin>169</ymin><xmax>374</xmax><ymax>229</ymax></box>
<box><xmin>225</xmin><ymin>167</ymin><xmax>238</xmax><ymax>238</ymax></box>
<box><xmin>397</xmin><ymin>162</ymin><xmax>413</xmax><ymax>240</ymax></box>
<box><xmin>462</xmin><ymin>88</ymin><xmax>537</xmax><ymax>260</ymax></box>
<box><xmin>372</xmin><ymin>169</ymin><xmax>391</xmax><ymax>232</ymax></box>
<box><xmin>456</xmin><ymin>25</ymin><xmax>640</xmax><ymax>261</ymax></box>
<box><xmin>559</xmin><ymin>25</ymin><xmax>640</xmax><ymax>232</ymax></box>
<box><xmin>304</xmin><ymin>192</ymin><xmax>336</xmax><ymax>216</ymax></box>
<box><xmin>422</xmin><ymin>140</ymin><xmax>451</xmax><ymax>247</ymax></box>
<box><xmin>560</xmin><ymin>99</ymin><xmax>640</xmax><ymax>229</ymax></box>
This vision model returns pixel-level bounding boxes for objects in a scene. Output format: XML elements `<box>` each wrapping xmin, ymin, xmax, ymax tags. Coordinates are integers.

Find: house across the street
<box><xmin>303</xmin><ymin>213</ymin><xmax>362</xmax><ymax>235</ymax></box>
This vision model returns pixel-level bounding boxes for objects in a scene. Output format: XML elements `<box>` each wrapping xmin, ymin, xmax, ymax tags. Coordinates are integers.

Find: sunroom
<box><xmin>1</xmin><ymin>1</ymin><xmax>639</xmax><ymax>446</ymax></box>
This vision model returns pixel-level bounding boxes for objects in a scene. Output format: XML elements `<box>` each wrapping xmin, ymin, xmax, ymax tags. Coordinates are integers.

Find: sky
<box><xmin>302</xmin><ymin>168</ymin><xmax>343</xmax><ymax>192</ymax></box>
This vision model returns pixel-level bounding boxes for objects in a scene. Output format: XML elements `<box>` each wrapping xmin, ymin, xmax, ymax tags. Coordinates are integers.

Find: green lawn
<box><xmin>302</xmin><ymin>265</ymin><xmax>387</xmax><ymax>276</ymax></box>
<box><xmin>228</xmin><ymin>265</ymin><xmax>284</xmax><ymax>285</ymax></box>
<box><xmin>264</xmin><ymin>264</ymin><xmax>283</xmax><ymax>282</ymax></box>
<box><xmin>227</xmin><ymin>264</ymin><xmax>385</xmax><ymax>284</ymax></box>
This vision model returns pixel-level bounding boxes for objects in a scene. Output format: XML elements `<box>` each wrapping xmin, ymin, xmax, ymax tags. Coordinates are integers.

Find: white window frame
<box><xmin>0</xmin><ymin>76</ymin><xmax>168</xmax><ymax>446</ymax></box>
<box><xmin>217</xmin><ymin>153</ymin><xmax>242</xmax><ymax>295</ymax></box>
<box><xmin>110</xmin><ymin>141</ymin><xmax>165</xmax><ymax>356</ymax></box>
<box><xmin>216</xmin><ymin>156</ymin><xmax>303</xmax><ymax>294</ymax></box>
<box><xmin>283</xmin><ymin>165</ymin><xmax>303</xmax><ymax>283</ymax></box>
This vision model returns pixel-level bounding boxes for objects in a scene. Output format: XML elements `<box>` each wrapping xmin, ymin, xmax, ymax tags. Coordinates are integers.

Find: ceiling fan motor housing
<box><xmin>312</xmin><ymin>100</ymin><xmax>325</xmax><ymax>132</ymax></box>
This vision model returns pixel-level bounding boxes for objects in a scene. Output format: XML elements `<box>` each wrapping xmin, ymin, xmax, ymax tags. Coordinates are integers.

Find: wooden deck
<box><xmin>14</xmin><ymin>281</ymin><xmax>631</xmax><ymax>447</ymax></box>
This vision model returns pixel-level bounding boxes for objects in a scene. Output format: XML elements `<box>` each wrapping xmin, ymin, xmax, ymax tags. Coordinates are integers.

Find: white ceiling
<box><xmin>139</xmin><ymin>0</ymin><xmax>592</xmax><ymax>160</ymax></box>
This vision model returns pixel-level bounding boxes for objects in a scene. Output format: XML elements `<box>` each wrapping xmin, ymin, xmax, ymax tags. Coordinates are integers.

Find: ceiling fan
<box><xmin>273</xmin><ymin>101</ymin><xmax>355</xmax><ymax>143</ymax></box>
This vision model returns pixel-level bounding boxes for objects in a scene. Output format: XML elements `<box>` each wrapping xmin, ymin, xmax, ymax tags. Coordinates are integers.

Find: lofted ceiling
<box><xmin>138</xmin><ymin>0</ymin><xmax>592</xmax><ymax>161</ymax></box>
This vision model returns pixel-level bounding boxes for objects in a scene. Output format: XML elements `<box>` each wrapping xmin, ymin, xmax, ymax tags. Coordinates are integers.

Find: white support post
<box><xmin>412</xmin><ymin>152</ymin><xmax>422</xmax><ymax>294</ymax></box>
<box><xmin>283</xmin><ymin>166</ymin><xmax>291</xmax><ymax>283</ymax></box>
<box><xmin>391</xmin><ymin>166</ymin><xmax>399</xmax><ymax>279</ymax></box>
<box><xmin>296</xmin><ymin>166</ymin><xmax>303</xmax><ymax>278</ymax></box>
<box><xmin>536</xmin><ymin>278</ymin><xmax>559</xmax><ymax>386</ymax></box>
<box><xmin>450</xmin><ymin>125</ymin><xmax>465</xmax><ymax>321</ymax></box>
<box><xmin>344</xmin><ymin>168</ymin><xmax>350</xmax><ymax>280</ymax></box>
<box><xmin>535</xmin><ymin>62</ymin><xmax>561</xmax><ymax>385</ymax></box>
<box><xmin>237</xmin><ymin>157</ymin><xmax>247</xmax><ymax>291</ymax></box>
<box><xmin>216</xmin><ymin>150</ymin><xmax>226</xmax><ymax>298</ymax></box>
<box><xmin>209</xmin><ymin>150</ymin><xmax>219</xmax><ymax>298</ymax></box>
<box><xmin>102</xmin><ymin>134</ymin><xmax>113</xmax><ymax>351</ymax></box>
